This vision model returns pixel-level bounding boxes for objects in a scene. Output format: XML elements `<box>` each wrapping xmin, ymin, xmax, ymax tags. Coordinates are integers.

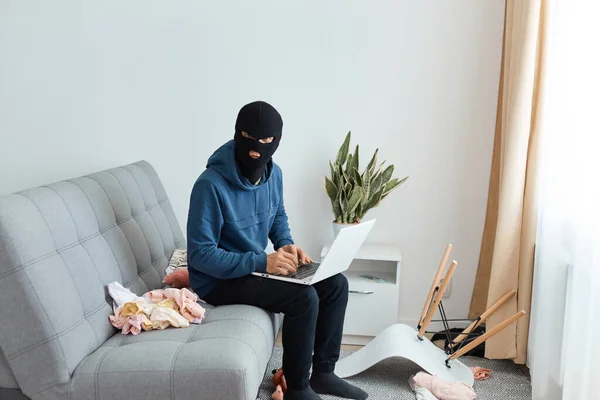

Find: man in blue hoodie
<box><xmin>187</xmin><ymin>101</ymin><xmax>368</xmax><ymax>400</ymax></box>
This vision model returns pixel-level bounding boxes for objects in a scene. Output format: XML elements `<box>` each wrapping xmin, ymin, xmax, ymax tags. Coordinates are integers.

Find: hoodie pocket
<box><xmin>255</xmin><ymin>184</ymin><xmax>277</xmax><ymax>218</ymax></box>
<box><xmin>222</xmin><ymin>215</ymin><xmax>262</xmax><ymax>231</ymax></box>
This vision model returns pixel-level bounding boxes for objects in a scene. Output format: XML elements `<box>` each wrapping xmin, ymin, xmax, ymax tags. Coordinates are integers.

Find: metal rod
<box><xmin>426</xmin><ymin>331</ymin><xmax>483</xmax><ymax>337</ymax></box>
<box><xmin>431</xmin><ymin>319</ymin><xmax>478</xmax><ymax>322</ymax></box>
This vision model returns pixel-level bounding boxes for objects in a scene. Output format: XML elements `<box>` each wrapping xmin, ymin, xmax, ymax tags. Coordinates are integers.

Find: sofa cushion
<box><xmin>69</xmin><ymin>304</ymin><xmax>278</xmax><ymax>400</ymax></box>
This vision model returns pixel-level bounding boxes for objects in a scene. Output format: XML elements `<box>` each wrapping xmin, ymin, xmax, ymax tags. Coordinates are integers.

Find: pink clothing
<box><xmin>410</xmin><ymin>372</ymin><xmax>476</xmax><ymax>400</ymax></box>
<box><xmin>109</xmin><ymin>305</ymin><xmax>150</xmax><ymax>335</ymax></box>
<box><xmin>144</xmin><ymin>288</ymin><xmax>205</xmax><ymax>323</ymax></box>
<box><xmin>148</xmin><ymin>306</ymin><xmax>189</xmax><ymax>330</ymax></box>
<box><xmin>107</xmin><ymin>284</ymin><xmax>205</xmax><ymax>335</ymax></box>
<box><xmin>470</xmin><ymin>367</ymin><xmax>492</xmax><ymax>381</ymax></box>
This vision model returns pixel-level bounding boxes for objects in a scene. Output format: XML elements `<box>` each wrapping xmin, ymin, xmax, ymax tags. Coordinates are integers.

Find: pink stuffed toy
<box><xmin>271</xmin><ymin>368</ymin><xmax>287</xmax><ymax>400</ymax></box>
<box><xmin>164</xmin><ymin>269</ymin><xmax>190</xmax><ymax>289</ymax></box>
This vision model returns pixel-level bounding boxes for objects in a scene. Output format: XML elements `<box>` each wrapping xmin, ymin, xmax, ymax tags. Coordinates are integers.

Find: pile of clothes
<box><xmin>409</xmin><ymin>372</ymin><xmax>475</xmax><ymax>400</ymax></box>
<box><xmin>409</xmin><ymin>368</ymin><xmax>492</xmax><ymax>400</ymax></box>
<box><xmin>107</xmin><ymin>282</ymin><xmax>205</xmax><ymax>335</ymax></box>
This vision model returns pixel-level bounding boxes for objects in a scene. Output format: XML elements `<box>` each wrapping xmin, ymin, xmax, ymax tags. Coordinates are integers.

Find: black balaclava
<box><xmin>234</xmin><ymin>101</ymin><xmax>283</xmax><ymax>183</ymax></box>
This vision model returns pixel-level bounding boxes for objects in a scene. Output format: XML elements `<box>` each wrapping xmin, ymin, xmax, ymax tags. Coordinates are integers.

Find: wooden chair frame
<box><xmin>334</xmin><ymin>244</ymin><xmax>526</xmax><ymax>384</ymax></box>
<box><xmin>417</xmin><ymin>245</ymin><xmax>525</xmax><ymax>364</ymax></box>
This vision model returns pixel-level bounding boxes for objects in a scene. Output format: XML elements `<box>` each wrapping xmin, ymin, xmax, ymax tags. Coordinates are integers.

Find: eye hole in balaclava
<box><xmin>234</xmin><ymin>101</ymin><xmax>283</xmax><ymax>183</ymax></box>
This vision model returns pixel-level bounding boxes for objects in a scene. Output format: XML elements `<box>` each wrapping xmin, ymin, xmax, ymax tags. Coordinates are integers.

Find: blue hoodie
<box><xmin>187</xmin><ymin>140</ymin><xmax>294</xmax><ymax>297</ymax></box>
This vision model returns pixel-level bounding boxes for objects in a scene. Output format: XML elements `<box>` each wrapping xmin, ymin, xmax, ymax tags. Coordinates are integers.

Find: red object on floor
<box><xmin>470</xmin><ymin>367</ymin><xmax>493</xmax><ymax>381</ymax></box>
<box><xmin>271</xmin><ymin>385</ymin><xmax>284</xmax><ymax>400</ymax></box>
<box><xmin>272</xmin><ymin>368</ymin><xmax>287</xmax><ymax>399</ymax></box>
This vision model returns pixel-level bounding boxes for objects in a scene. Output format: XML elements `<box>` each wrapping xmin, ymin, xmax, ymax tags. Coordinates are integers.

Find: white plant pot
<box><xmin>332</xmin><ymin>221</ymin><xmax>358</xmax><ymax>238</ymax></box>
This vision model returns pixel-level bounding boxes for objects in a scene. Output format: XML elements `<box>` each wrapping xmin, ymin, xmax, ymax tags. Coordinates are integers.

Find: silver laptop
<box><xmin>252</xmin><ymin>219</ymin><xmax>376</xmax><ymax>285</ymax></box>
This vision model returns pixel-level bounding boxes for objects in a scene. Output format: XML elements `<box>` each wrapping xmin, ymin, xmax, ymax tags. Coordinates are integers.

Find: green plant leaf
<box><xmin>332</xmin><ymin>199</ymin><xmax>342</xmax><ymax>222</ymax></box>
<box><xmin>352</xmin><ymin>168</ymin><xmax>362</xmax><ymax>186</ymax></box>
<box><xmin>345</xmin><ymin>153</ymin><xmax>353</xmax><ymax>174</ymax></box>
<box><xmin>365</xmin><ymin>188</ymin><xmax>384</xmax><ymax>212</ymax></box>
<box><xmin>347</xmin><ymin>186</ymin><xmax>363</xmax><ymax>215</ymax></box>
<box><xmin>362</xmin><ymin>168</ymin><xmax>372</xmax><ymax>202</ymax></box>
<box><xmin>371</xmin><ymin>171</ymin><xmax>384</xmax><ymax>196</ymax></box>
<box><xmin>336</xmin><ymin>131</ymin><xmax>351</xmax><ymax>165</ymax></box>
<box><xmin>324</xmin><ymin>177</ymin><xmax>338</xmax><ymax>202</ymax></box>
<box><xmin>381</xmin><ymin>165</ymin><xmax>394</xmax><ymax>183</ymax></box>
<box><xmin>383</xmin><ymin>175</ymin><xmax>408</xmax><ymax>195</ymax></box>
<box><xmin>336</xmin><ymin>163</ymin><xmax>344</xmax><ymax>184</ymax></box>
<box><xmin>354</xmin><ymin>187</ymin><xmax>365</xmax><ymax>218</ymax></box>
<box><xmin>383</xmin><ymin>178</ymin><xmax>398</xmax><ymax>192</ymax></box>
<box><xmin>366</xmin><ymin>148</ymin><xmax>379</xmax><ymax>173</ymax></box>
<box><xmin>342</xmin><ymin>194</ymin><xmax>352</xmax><ymax>223</ymax></box>
<box><xmin>338</xmin><ymin>186</ymin><xmax>346</xmax><ymax>216</ymax></box>
<box><xmin>344</xmin><ymin>180</ymin><xmax>351</xmax><ymax>192</ymax></box>
<box><xmin>354</xmin><ymin>204</ymin><xmax>362</xmax><ymax>220</ymax></box>
<box><xmin>351</xmin><ymin>145</ymin><xmax>359</xmax><ymax>173</ymax></box>
<box><xmin>329</xmin><ymin>161</ymin><xmax>335</xmax><ymax>179</ymax></box>
<box><xmin>341</xmin><ymin>169</ymin><xmax>349</xmax><ymax>185</ymax></box>
<box><xmin>356</xmin><ymin>204</ymin><xmax>368</xmax><ymax>220</ymax></box>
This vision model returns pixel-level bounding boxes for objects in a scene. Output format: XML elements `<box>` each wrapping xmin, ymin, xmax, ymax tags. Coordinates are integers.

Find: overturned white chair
<box><xmin>334</xmin><ymin>244</ymin><xmax>525</xmax><ymax>387</ymax></box>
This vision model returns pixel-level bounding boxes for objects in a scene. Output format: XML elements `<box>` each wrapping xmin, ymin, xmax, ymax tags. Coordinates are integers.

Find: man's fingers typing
<box><xmin>278</xmin><ymin>254</ymin><xmax>297</xmax><ymax>272</ymax></box>
<box><xmin>278</xmin><ymin>266</ymin><xmax>290</xmax><ymax>275</ymax></box>
<box><xmin>281</xmin><ymin>250</ymin><xmax>299</xmax><ymax>267</ymax></box>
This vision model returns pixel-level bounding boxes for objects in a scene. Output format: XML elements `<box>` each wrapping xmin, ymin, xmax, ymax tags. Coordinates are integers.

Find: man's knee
<box><xmin>289</xmin><ymin>285</ymin><xmax>319</xmax><ymax>312</ymax></box>
<box><xmin>330</xmin><ymin>273</ymin><xmax>349</xmax><ymax>292</ymax></box>
<box><xmin>300</xmin><ymin>285</ymin><xmax>320</xmax><ymax>305</ymax></box>
<box><xmin>315</xmin><ymin>273</ymin><xmax>349</xmax><ymax>304</ymax></box>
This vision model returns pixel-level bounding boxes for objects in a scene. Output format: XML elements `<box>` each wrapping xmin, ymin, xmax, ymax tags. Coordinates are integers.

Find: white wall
<box><xmin>0</xmin><ymin>1</ymin><xmax>505</xmax><ymax>325</ymax></box>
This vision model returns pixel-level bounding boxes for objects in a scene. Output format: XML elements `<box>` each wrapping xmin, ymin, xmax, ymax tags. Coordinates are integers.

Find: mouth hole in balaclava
<box><xmin>234</xmin><ymin>101</ymin><xmax>283</xmax><ymax>183</ymax></box>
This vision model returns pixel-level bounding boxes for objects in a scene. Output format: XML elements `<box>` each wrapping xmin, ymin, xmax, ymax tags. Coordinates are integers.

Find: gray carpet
<box><xmin>257</xmin><ymin>346</ymin><xmax>532</xmax><ymax>400</ymax></box>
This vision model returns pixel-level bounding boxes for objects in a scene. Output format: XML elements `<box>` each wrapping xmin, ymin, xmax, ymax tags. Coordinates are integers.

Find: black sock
<box><xmin>284</xmin><ymin>387</ymin><xmax>323</xmax><ymax>400</ymax></box>
<box><xmin>309</xmin><ymin>372</ymin><xmax>368</xmax><ymax>400</ymax></box>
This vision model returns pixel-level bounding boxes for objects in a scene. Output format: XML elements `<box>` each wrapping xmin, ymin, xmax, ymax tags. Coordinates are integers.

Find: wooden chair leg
<box><xmin>448</xmin><ymin>310</ymin><xmax>526</xmax><ymax>361</ymax></box>
<box><xmin>419</xmin><ymin>244</ymin><xmax>453</xmax><ymax>329</ymax></box>
<box><xmin>418</xmin><ymin>260</ymin><xmax>458</xmax><ymax>338</ymax></box>
<box><xmin>450</xmin><ymin>289</ymin><xmax>516</xmax><ymax>348</ymax></box>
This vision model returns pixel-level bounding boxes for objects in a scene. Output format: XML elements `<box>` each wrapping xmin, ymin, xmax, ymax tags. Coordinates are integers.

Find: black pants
<box><xmin>204</xmin><ymin>273</ymin><xmax>349</xmax><ymax>390</ymax></box>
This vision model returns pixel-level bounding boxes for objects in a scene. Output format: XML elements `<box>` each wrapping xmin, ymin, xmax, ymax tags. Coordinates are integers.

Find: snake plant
<box><xmin>325</xmin><ymin>131</ymin><xmax>408</xmax><ymax>224</ymax></box>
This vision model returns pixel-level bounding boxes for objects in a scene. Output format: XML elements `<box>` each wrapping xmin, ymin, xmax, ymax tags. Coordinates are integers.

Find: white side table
<box><xmin>321</xmin><ymin>244</ymin><xmax>401</xmax><ymax>345</ymax></box>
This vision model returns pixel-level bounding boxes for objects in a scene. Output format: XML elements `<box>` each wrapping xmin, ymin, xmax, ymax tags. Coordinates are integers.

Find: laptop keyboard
<box><xmin>289</xmin><ymin>262</ymin><xmax>320</xmax><ymax>280</ymax></box>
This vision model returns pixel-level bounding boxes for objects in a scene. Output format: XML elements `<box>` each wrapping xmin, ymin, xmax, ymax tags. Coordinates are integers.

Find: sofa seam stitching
<box><xmin>123</xmin><ymin>166</ymin><xmax>174</xmax><ymax>268</ymax></box>
<box><xmin>13</xmin><ymin>193</ymin><xmax>74</xmax><ymax>382</ymax></box>
<box><xmin>6</xmin><ymin>302</ymin><xmax>106</xmax><ymax>360</ymax></box>
<box><xmin>41</xmin><ymin>185</ymin><xmax>105</xmax><ymax>348</ymax></box>
<box><xmin>105</xmin><ymin>170</ymin><xmax>159</xmax><ymax>288</ymax></box>
<box><xmin>135</xmin><ymin>162</ymin><xmax>183</xmax><ymax>247</ymax></box>
<box><xmin>85</xmin><ymin>174</ymin><xmax>151</xmax><ymax>294</ymax></box>
<box><xmin>204</xmin><ymin>317</ymin><xmax>270</xmax><ymax>350</ymax></box>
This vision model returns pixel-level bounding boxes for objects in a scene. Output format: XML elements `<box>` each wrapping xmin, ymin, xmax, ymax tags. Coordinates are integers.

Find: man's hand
<box><xmin>266</xmin><ymin>249</ymin><xmax>298</xmax><ymax>275</ymax></box>
<box><xmin>281</xmin><ymin>244</ymin><xmax>313</xmax><ymax>265</ymax></box>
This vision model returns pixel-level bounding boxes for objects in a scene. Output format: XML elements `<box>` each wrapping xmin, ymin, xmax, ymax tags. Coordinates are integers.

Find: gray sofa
<box><xmin>0</xmin><ymin>161</ymin><xmax>278</xmax><ymax>400</ymax></box>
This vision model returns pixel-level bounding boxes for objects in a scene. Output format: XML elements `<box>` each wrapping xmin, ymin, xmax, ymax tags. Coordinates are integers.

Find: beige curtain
<box><xmin>469</xmin><ymin>0</ymin><xmax>547</xmax><ymax>363</ymax></box>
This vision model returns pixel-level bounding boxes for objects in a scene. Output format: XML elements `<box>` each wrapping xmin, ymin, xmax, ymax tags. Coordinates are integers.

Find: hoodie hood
<box><xmin>206</xmin><ymin>140</ymin><xmax>273</xmax><ymax>190</ymax></box>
